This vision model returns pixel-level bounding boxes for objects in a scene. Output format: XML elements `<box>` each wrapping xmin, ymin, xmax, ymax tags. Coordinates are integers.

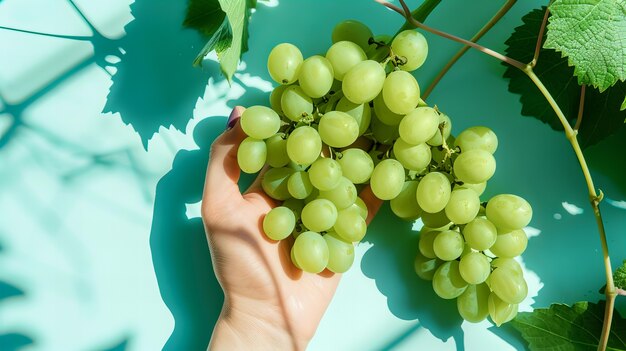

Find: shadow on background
<box><xmin>361</xmin><ymin>204</ymin><xmax>466</xmax><ymax>350</ymax></box>
<box><xmin>0</xmin><ymin>280</ymin><xmax>33</xmax><ymax>351</ymax></box>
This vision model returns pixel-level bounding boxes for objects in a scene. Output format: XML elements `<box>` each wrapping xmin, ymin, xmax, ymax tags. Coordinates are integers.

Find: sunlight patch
<box><xmin>561</xmin><ymin>202</ymin><xmax>583</xmax><ymax>215</ymax></box>
<box><xmin>185</xmin><ymin>200</ymin><xmax>202</xmax><ymax>219</ymax></box>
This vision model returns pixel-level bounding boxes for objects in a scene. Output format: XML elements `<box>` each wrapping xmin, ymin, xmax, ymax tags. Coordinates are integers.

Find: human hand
<box><xmin>202</xmin><ymin>107</ymin><xmax>382</xmax><ymax>350</ymax></box>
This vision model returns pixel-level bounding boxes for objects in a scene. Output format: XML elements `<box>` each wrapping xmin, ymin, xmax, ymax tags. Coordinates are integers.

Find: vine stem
<box><xmin>376</xmin><ymin>0</ymin><xmax>617</xmax><ymax>349</ymax></box>
<box><xmin>574</xmin><ymin>85</ymin><xmax>586</xmax><ymax>131</ymax></box>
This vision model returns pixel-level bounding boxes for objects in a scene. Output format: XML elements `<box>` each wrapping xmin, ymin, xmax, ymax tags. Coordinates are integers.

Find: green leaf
<box><xmin>503</xmin><ymin>7</ymin><xmax>626</xmax><ymax>149</ymax></box>
<box><xmin>621</xmin><ymin>95</ymin><xmax>626</xmax><ymax>112</ymax></box>
<box><xmin>511</xmin><ymin>301</ymin><xmax>626</xmax><ymax>351</ymax></box>
<box><xmin>183</xmin><ymin>0</ymin><xmax>226</xmax><ymax>36</ymax></box>
<box><xmin>615</xmin><ymin>260</ymin><xmax>626</xmax><ymax>290</ymax></box>
<box><xmin>544</xmin><ymin>0</ymin><xmax>626</xmax><ymax>92</ymax></box>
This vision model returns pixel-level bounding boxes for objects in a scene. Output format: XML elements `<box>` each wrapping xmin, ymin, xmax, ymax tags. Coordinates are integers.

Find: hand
<box><xmin>202</xmin><ymin>107</ymin><xmax>382</xmax><ymax>350</ymax></box>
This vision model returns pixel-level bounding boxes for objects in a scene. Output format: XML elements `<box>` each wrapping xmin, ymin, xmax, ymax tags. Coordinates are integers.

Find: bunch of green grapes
<box><xmin>236</xmin><ymin>19</ymin><xmax>532</xmax><ymax>326</ymax></box>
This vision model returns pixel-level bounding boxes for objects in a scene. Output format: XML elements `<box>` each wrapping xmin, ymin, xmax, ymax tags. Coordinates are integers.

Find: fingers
<box><xmin>358</xmin><ymin>185</ymin><xmax>383</xmax><ymax>225</ymax></box>
<box><xmin>203</xmin><ymin>107</ymin><xmax>246</xmax><ymax>204</ymax></box>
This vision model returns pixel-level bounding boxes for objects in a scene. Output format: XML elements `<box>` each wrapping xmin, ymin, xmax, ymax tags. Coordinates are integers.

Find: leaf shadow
<box><xmin>0</xmin><ymin>280</ymin><xmax>34</xmax><ymax>351</ymax></box>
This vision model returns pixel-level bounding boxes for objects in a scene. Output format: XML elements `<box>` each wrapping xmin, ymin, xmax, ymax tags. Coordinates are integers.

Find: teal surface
<box><xmin>0</xmin><ymin>0</ymin><xmax>625</xmax><ymax>350</ymax></box>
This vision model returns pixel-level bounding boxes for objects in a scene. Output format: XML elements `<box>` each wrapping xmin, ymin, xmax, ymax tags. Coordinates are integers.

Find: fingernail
<box><xmin>226</xmin><ymin>106</ymin><xmax>245</xmax><ymax>129</ymax></box>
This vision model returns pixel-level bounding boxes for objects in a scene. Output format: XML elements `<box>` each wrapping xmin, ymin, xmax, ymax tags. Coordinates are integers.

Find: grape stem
<box><xmin>574</xmin><ymin>85</ymin><xmax>586</xmax><ymax>132</ymax></box>
<box><xmin>529</xmin><ymin>4</ymin><xmax>552</xmax><ymax>69</ymax></box>
<box><xmin>375</xmin><ymin>0</ymin><xmax>617</xmax><ymax>349</ymax></box>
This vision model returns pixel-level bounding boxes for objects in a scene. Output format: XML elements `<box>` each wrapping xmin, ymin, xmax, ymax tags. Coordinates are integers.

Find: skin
<box><xmin>202</xmin><ymin>107</ymin><xmax>382</xmax><ymax>350</ymax></box>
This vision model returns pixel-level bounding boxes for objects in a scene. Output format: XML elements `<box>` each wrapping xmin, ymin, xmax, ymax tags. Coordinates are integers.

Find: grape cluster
<box><xmin>235</xmin><ymin>19</ymin><xmax>533</xmax><ymax>326</ymax></box>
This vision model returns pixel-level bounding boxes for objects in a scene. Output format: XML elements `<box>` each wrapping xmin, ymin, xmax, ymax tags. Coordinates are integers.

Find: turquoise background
<box><xmin>0</xmin><ymin>0</ymin><xmax>625</xmax><ymax>350</ymax></box>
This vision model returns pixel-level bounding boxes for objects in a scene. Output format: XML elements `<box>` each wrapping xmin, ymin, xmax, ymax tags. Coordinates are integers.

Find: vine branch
<box><xmin>530</xmin><ymin>5</ymin><xmax>551</xmax><ymax>68</ymax></box>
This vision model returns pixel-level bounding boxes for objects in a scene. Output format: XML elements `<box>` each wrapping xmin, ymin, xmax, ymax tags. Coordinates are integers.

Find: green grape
<box><xmin>336</xmin><ymin>97</ymin><xmax>371</xmax><ymax>135</ymax></box>
<box><xmin>459</xmin><ymin>252</ymin><xmax>491</xmax><ymax>284</ymax></box>
<box><xmin>268</xmin><ymin>43</ymin><xmax>303</xmax><ymax>84</ymax></box>
<box><xmin>299</xmin><ymin>55</ymin><xmax>334</xmax><ymax>98</ymax></box>
<box><xmin>390</xmin><ymin>181</ymin><xmax>421</xmax><ymax>220</ymax></box>
<box><xmin>318</xmin><ymin>111</ymin><xmax>359</xmax><ymax>148</ymax></box>
<box><xmin>342</xmin><ymin>60</ymin><xmax>386</xmax><ymax>104</ymax></box>
<box><xmin>490</xmin><ymin>228</ymin><xmax>528</xmax><ymax>258</ymax></box>
<box><xmin>237</xmin><ymin>137</ymin><xmax>267</xmax><ymax>174</ymax></box>
<box><xmin>491</xmin><ymin>258</ymin><xmax>522</xmax><ymax>274</ymax></box>
<box><xmin>457</xmin><ymin>283</ymin><xmax>490</xmax><ymax>323</ymax></box>
<box><xmin>461</xmin><ymin>181</ymin><xmax>487</xmax><ymax>197</ymax></box>
<box><xmin>390</xmin><ymin>30</ymin><xmax>428</xmax><ymax>71</ymax></box>
<box><xmin>301</xmin><ymin>199</ymin><xmax>338</xmax><ymax>232</ymax></box>
<box><xmin>382</xmin><ymin>70</ymin><xmax>420</xmax><ymax>115</ymax></box>
<box><xmin>333</xmin><ymin>208</ymin><xmax>367</xmax><ymax>242</ymax></box>
<box><xmin>269</xmin><ymin>85</ymin><xmax>288</xmax><ymax>116</ymax></box>
<box><xmin>373</xmin><ymin>93</ymin><xmax>404</xmax><ymax>126</ymax></box>
<box><xmin>370</xmin><ymin>111</ymin><xmax>399</xmax><ymax>145</ymax></box>
<box><xmin>393</xmin><ymin>138</ymin><xmax>431</xmax><ymax>172</ymax></box>
<box><xmin>486</xmin><ymin>194</ymin><xmax>532</xmax><ymax>230</ymax></box>
<box><xmin>453</xmin><ymin>149</ymin><xmax>496</xmax><ymax>184</ymax></box>
<box><xmin>261</xmin><ymin>167</ymin><xmax>294</xmax><ymax>200</ymax></box>
<box><xmin>433</xmin><ymin>229</ymin><xmax>464</xmax><ymax>261</ymax></box>
<box><xmin>370</xmin><ymin>159</ymin><xmax>406</xmax><ymax>200</ymax></box>
<box><xmin>326</xmin><ymin>41</ymin><xmax>367</xmax><ymax>81</ymax></box>
<box><xmin>265</xmin><ymin>133</ymin><xmax>290</xmax><ymax>168</ymax></box>
<box><xmin>416</xmin><ymin>172</ymin><xmax>451</xmax><ymax>213</ymax></box>
<box><xmin>308</xmin><ymin>158</ymin><xmax>343</xmax><ymax>191</ymax></box>
<box><xmin>488</xmin><ymin>293</ymin><xmax>518</xmax><ymax>326</ymax></box>
<box><xmin>427</xmin><ymin>113</ymin><xmax>452</xmax><ymax>147</ymax></box>
<box><xmin>455</xmin><ymin>126</ymin><xmax>498</xmax><ymax>154</ymax></box>
<box><xmin>489</xmin><ymin>267</ymin><xmax>527</xmax><ymax>304</ymax></box>
<box><xmin>293</xmin><ymin>231</ymin><xmax>329</xmax><ymax>273</ymax></box>
<box><xmin>343</xmin><ymin>196</ymin><xmax>368</xmax><ymax>221</ymax></box>
<box><xmin>414</xmin><ymin>251</ymin><xmax>443</xmax><ymax>280</ymax></box>
<box><xmin>324</xmin><ymin>231</ymin><xmax>355</xmax><ymax>273</ymax></box>
<box><xmin>319</xmin><ymin>177</ymin><xmax>357</xmax><ymax>210</ymax></box>
<box><xmin>281</xmin><ymin>85</ymin><xmax>313</xmax><ymax>122</ymax></box>
<box><xmin>463</xmin><ymin>217</ymin><xmax>497</xmax><ymax>251</ymax></box>
<box><xmin>331</xmin><ymin>19</ymin><xmax>373</xmax><ymax>52</ymax></box>
<box><xmin>263</xmin><ymin>206</ymin><xmax>296</xmax><ymax>240</ymax></box>
<box><xmin>432</xmin><ymin>260</ymin><xmax>468</xmax><ymax>299</ymax></box>
<box><xmin>286</xmin><ymin>126</ymin><xmax>322</xmax><ymax>165</ymax></box>
<box><xmin>419</xmin><ymin>228</ymin><xmax>439</xmax><ymax>258</ymax></box>
<box><xmin>288</xmin><ymin>171</ymin><xmax>314</xmax><ymax>199</ymax></box>
<box><xmin>445</xmin><ymin>187</ymin><xmax>480</xmax><ymax>225</ymax></box>
<box><xmin>399</xmin><ymin>107</ymin><xmax>440</xmax><ymax>145</ymax></box>
<box><xmin>337</xmin><ymin>148</ymin><xmax>374</xmax><ymax>184</ymax></box>
<box><xmin>282</xmin><ymin>198</ymin><xmax>304</xmax><ymax>220</ymax></box>
<box><xmin>421</xmin><ymin>209</ymin><xmax>452</xmax><ymax>229</ymax></box>
<box><xmin>240</xmin><ymin>106</ymin><xmax>281</xmax><ymax>140</ymax></box>
<box><xmin>291</xmin><ymin>244</ymin><xmax>302</xmax><ymax>269</ymax></box>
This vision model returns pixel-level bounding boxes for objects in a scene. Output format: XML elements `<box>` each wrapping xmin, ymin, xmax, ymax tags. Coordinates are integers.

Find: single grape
<box><xmin>324</xmin><ymin>231</ymin><xmax>355</xmax><ymax>273</ymax></box>
<box><xmin>459</xmin><ymin>252</ymin><xmax>491</xmax><ymax>284</ymax></box>
<box><xmin>457</xmin><ymin>283</ymin><xmax>491</xmax><ymax>323</ymax></box>
<box><xmin>419</xmin><ymin>228</ymin><xmax>439</xmax><ymax>259</ymax></box>
<box><xmin>331</xmin><ymin>19</ymin><xmax>373</xmax><ymax>52</ymax></box>
<box><xmin>421</xmin><ymin>209</ymin><xmax>452</xmax><ymax>229</ymax></box>
<box><xmin>343</xmin><ymin>196</ymin><xmax>368</xmax><ymax>221</ymax></box>
<box><xmin>370</xmin><ymin>111</ymin><xmax>400</xmax><ymax>145</ymax></box>
<box><xmin>432</xmin><ymin>260</ymin><xmax>468</xmax><ymax>299</ymax></box>
<box><xmin>489</xmin><ymin>267</ymin><xmax>528</xmax><ymax>304</ymax></box>
<box><xmin>265</xmin><ymin>133</ymin><xmax>290</xmax><ymax>168</ymax></box>
<box><xmin>393</xmin><ymin>138</ymin><xmax>431</xmax><ymax>172</ymax></box>
<box><xmin>488</xmin><ymin>293</ymin><xmax>518</xmax><ymax>326</ymax></box>
<box><xmin>390</xmin><ymin>181</ymin><xmax>422</xmax><ymax>220</ymax></box>
<box><xmin>308</xmin><ymin>158</ymin><xmax>343</xmax><ymax>191</ymax></box>
<box><xmin>453</xmin><ymin>149</ymin><xmax>496</xmax><ymax>184</ymax></box>
<box><xmin>269</xmin><ymin>85</ymin><xmax>288</xmax><ymax>116</ymax></box>
<box><xmin>240</xmin><ymin>106</ymin><xmax>281</xmax><ymax>140</ymax></box>
<box><xmin>461</xmin><ymin>181</ymin><xmax>487</xmax><ymax>197</ymax></box>
<box><xmin>318</xmin><ymin>111</ymin><xmax>359</xmax><ymax>148</ymax></box>
<box><xmin>336</xmin><ymin>97</ymin><xmax>371</xmax><ymax>135</ymax></box>
<box><xmin>370</xmin><ymin>159</ymin><xmax>406</xmax><ymax>200</ymax></box>
<box><xmin>445</xmin><ymin>187</ymin><xmax>480</xmax><ymax>225</ymax></box>
<box><xmin>319</xmin><ymin>177</ymin><xmax>357</xmax><ymax>210</ymax></box>
<box><xmin>399</xmin><ymin>107</ymin><xmax>440</xmax><ymax>145</ymax></box>
<box><xmin>263</xmin><ymin>206</ymin><xmax>296</xmax><ymax>240</ymax></box>
<box><xmin>490</xmin><ymin>228</ymin><xmax>528</xmax><ymax>258</ymax></box>
<box><xmin>486</xmin><ymin>194</ymin><xmax>532</xmax><ymax>230</ymax></box>
<box><xmin>326</xmin><ymin>41</ymin><xmax>367</xmax><ymax>80</ymax></box>
<box><xmin>293</xmin><ymin>231</ymin><xmax>329</xmax><ymax>273</ymax></box>
<box><xmin>342</xmin><ymin>60</ymin><xmax>386</xmax><ymax>104</ymax></box>
<box><xmin>382</xmin><ymin>70</ymin><xmax>420</xmax><ymax>115</ymax></box>
<box><xmin>417</xmin><ymin>172</ymin><xmax>451</xmax><ymax>213</ymax></box>
<box><xmin>261</xmin><ymin>167</ymin><xmax>295</xmax><ymax>200</ymax></box>
<box><xmin>391</xmin><ymin>30</ymin><xmax>428</xmax><ymax>71</ymax></box>
<box><xmin>281</xmin><ymin>85</ymin><xmax>313</xmax><ymax>122</ymax></box>
<box><xmin>491</xmin><ymin>258</ymin><xmax>523</xmax><ymax>275</ymax></box>
<box><xmin>286</xmin><ymin>126</ymin><xmax>322</xmax><ymax>165</ymax></box>
<box><xmin>414</xmin><ymin>251</ymin><xmax>443</xmax><ymax>280</ymax></box>
<box><xmin>463</xmin><ymin>217</ymin><xmax>497</xmax><ymax>251</ymax></box>
<box><xmin>455</xmin><ymin>126</ymin><xmax>498</xmax><ymax>154</ymax></box>
<box><xmin>333</xmin><ymin>208</ymin><xmax>367</xmax><ymax>242</ymax></box>
<box><xmin>291</xmin><ymin>244</ymin><xmax>302</xmax><ymax>269</ymax></box>
<box><xmin>237</xmin><ymin>137</ymin><xmax>267</xmax><ymax>174</ymax></box>
<box><xmin>301</xmin><ymin>199</ymin><xmax>338</xmax><ymax>232</ymax></box>
<box><xmin>299</xmin><ymin>55</ymin><xmax>334</xmax><ymax>98</ymax></box>
<box><xmin>337</xmin><ymin>148</ymin><xmax>374</xmax><ymax>184</ymax></box>
<box><xmin>433</xmin><ymin>229</ymin><xmax>464</xmax><ymax>261</ymax></box>
<box><xmin>288</xmin><ymin>171</ymin><xmax>314</xmax><ymax>199</ymax></box>
<box><xmin>373</xmin><ymin>93</ymin><xmax>404</xmax><ymax>126</ymax></box>
<box><xmin>427</xmin><ymin>113</ymin><xmax>452</xmax><ymax>147</ymax></box>
<box><xmin>267</xmin><ymin>43</ymin><xmax>303</xmax><ymax>84</ymax></box>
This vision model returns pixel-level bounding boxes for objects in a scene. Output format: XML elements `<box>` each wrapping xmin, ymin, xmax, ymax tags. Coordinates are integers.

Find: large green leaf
<box><xmin>545</xmin><ymin>0</ymin><xmax>626</xmax><ymax>92</ymax></box>
<box><xmin>503</xmin><ymin>7</ymin><xmax>626</xmax><ymax>149</ymax></box>
<box><xmin>512</xmin><ymin>301</ymin><xmax>626</xmax><ymax>351</ymax></box>
<box><xmin>615</xmin><ymin>260</ymin><xmax>626</xmax><ymax>290</ymax></box>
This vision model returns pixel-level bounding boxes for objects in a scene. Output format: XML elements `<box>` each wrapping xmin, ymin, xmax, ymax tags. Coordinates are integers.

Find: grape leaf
<box><xmin>511</xmin><ymin>301</ymin><xmax>626</xmax><ymax>351</ymax></box>
<box><xmin>615</xmin><ymin>260</ymin><xmax>626</xmax><ymax>290</ymax></box>
<box><xmin>544</xmin><ymin>0</ymin><xmax>626</xmax><ymax>92</ymax></box>
<box><xmin>503</xmin><ymin>7</ymin><xmax>626</xmax><ymax>149</ymax></box>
